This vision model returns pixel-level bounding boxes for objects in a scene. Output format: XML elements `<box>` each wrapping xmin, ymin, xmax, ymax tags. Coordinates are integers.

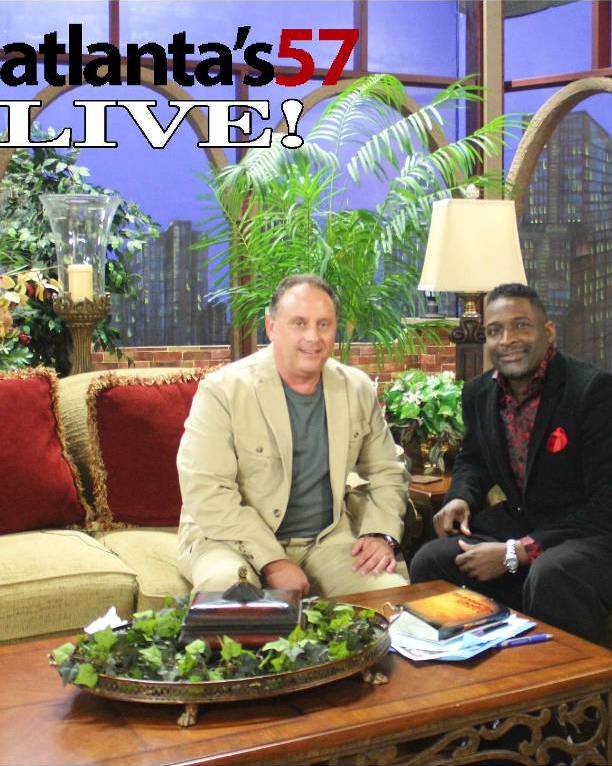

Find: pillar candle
<box><xmin>67</xmin><ymin>264</ymin><xmax>94</xmax><ymax>301</ymax></box>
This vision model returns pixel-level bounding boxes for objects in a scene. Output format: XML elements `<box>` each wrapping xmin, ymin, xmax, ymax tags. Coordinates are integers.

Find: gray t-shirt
<box><xmin>275</xmin><ymin>380</ymin><xmax>334</xmax><ymax>539</ymax></box>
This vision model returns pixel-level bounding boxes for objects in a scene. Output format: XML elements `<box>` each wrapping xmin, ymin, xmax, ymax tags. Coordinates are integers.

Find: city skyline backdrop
<box><xmin>112</xmin><ymin>107</ymin><xmax>612</xmax><ymax>373</ymax></box>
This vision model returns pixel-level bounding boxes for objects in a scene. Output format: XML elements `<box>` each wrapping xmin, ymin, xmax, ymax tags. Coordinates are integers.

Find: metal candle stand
<box><xmin>53</xmin><ymin>294</ymin><xmax>110</xmax><ymax>375</ymax></box>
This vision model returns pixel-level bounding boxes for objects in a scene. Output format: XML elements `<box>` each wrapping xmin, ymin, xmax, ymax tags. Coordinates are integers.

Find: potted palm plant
<box><xmin>195</xmin><ymin>74</ymin><xmax>522</xmax><ymax>362</ymax></box>
<box><xmin>382</xmin><ymin>369</ymin><xmax>464</xmax><ymax>475</ymax></box>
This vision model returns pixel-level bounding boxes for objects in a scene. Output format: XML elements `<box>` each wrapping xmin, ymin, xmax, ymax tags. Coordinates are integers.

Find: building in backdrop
<box><xmin>111</xmin><ymin>220</ymin><xmax>230</xmax><ymax>346</ymax></box>
<box><xmin>519</xmin><ymin>110</ymin><xmax>612</xmax><ymax>372</ymax></box>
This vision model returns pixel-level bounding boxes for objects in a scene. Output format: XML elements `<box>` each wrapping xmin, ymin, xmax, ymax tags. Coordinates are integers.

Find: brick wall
<box><xmin>92</xmin><ymin>346</ymin><xmax>231</xmax><ymax>370</ymax></box>
<box><xmin>92</xmin><ymin>335</ymin><xmax>456</xmax><ymax>380</ymax></box>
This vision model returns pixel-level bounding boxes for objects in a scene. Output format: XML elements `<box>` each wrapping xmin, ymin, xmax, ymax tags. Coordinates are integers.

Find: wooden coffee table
<box><xmin>2</xmin><ymin>580</ymin><xmax>612</xmax><ymax>766</ymax></box>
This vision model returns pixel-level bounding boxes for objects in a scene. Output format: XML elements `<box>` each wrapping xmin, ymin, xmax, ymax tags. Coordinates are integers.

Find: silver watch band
<box><xmin>504</xmin><ymin>538</ymin><xmax>519</xmax><ymax>574</ymax></box>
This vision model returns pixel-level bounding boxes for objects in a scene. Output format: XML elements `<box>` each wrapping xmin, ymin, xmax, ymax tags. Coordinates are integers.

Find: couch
<box><xmin>0</xmin><ymin>367</ymin><xmax>196</xmax><ymax>643</ymax></box>
<box><xmin>1</xmin><ymin>363</ymin><xmax>421</xmax><ymax>645</ymax></box>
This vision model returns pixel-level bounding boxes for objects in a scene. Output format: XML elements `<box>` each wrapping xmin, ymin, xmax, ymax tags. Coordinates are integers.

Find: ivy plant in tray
<box><xmin>51</xmin><ymin>597</ymin><xmax>382</xmax><ymax>689</ymax></box>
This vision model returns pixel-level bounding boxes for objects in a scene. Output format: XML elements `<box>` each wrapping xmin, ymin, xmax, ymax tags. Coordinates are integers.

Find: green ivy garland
<box><xmin>52</xmin><ymin>597</ymin><xmax>381</xmax><ymax>688</ymax></box>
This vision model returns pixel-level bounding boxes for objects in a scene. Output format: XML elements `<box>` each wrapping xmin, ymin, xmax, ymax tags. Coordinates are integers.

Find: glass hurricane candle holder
<box><xmin>40</xmin><ymin>193</ymin><xmax>120</xmax><ymax>301</ymax></box>
<box><xmin>40</xmin><ymin>193</ymin><xmax>120</xmax><ymax>374</ymax></box>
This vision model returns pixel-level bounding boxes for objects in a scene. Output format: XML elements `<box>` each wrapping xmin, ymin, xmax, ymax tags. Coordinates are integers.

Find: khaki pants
<box><xmin>180</xmin><ymin>514</ymin><xmax>409</xmax><ymax>597</ymax></box>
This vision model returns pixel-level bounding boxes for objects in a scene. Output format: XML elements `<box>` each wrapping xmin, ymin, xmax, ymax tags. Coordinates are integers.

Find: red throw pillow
<box><xmin>88</xmin><ymin>372</ymin><xmax>204</xmax><ymax>526</ymax></box>
<box><xmin>0</xmin><ymin>368</ymin><xmax>90</xmax><ymax>534</ymax></box>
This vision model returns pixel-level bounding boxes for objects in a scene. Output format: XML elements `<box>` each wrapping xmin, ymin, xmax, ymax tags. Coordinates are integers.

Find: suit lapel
<box><xmin>525</xmin><ymin>353</ymin><xmax>565</xmax><ymax>484</ymax></box>
<box><xmin>253</xmin><ymin>349</ymin><xmax>293</xmax><ymax>481</ymax></box>
<box><xmin>323</xmin><ymin>362</ymin><xmax>349</xmax><ymax>520</ymax></box>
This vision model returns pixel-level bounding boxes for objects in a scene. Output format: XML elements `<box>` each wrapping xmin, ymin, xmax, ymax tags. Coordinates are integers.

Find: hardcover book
<box><xmin>393</xmin><ymin>587</ymin><xmax>510</xmax><ymax>642</ymax></box>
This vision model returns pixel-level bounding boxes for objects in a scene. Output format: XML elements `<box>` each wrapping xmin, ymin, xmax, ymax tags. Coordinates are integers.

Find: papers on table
<box><xmin>390</xmin><ymin>611</ymin><xmax>536</xmax><ymax>662</ymax></box>
<box><xmin>84</xmin><ymin>606</ymin><xmax>128</xmax><ymax>634</ymax></box>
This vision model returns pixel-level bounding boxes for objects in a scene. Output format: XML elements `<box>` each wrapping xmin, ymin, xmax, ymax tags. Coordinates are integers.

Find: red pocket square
<box><xmin>546</xmin><ymin>427</ymin><xmax>568</xmax><ymax>453</ymax></box>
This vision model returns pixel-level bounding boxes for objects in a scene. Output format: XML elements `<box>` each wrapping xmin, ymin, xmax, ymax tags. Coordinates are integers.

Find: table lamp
<box><xmin>41</xmin><ymin>193</ymin><xmax>119</xmax><ymax>374</ymax></box>
<box><xmin>419</xmin><ymin>198</ymin><xmax>527</xmax><ymax>381</ymax></box>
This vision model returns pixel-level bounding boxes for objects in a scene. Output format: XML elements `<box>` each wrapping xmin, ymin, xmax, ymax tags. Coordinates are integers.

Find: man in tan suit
<box><xmin>177</xmin><ymin>275</ymin><xmax>409</xmax><ymax>596</ymax></box>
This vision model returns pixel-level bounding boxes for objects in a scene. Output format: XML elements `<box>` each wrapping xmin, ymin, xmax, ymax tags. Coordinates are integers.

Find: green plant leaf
<box><xmin>138</xmin><ymin>645</ymin><xmax>163</xmax><ymax>670</ymax></box>
<box><xmin>74</xmin><ymin>663</ymin><xmax>98</xmax><ymax>689</ymax></box>
<box><xmin>52</xmin><ymin>642</ymin><xmax>75</xmax><ymax>666</ymax></box>
<box><xmin>303</xmin><ymin>608</ymin><xmax>324</xmax><ymax>625</ymax></box>
<box><xmin>93</xmin><ymin>627</ymin><xmax>118</xmax><ymax>651</ymax></box>
<box><xmin>328</xmin><ymin>641</ymin><xmax>350</xmax><ymax>661</ymax></box>
<box><xmin>185</xmin><ymin>639</ymin><xmax>207</xmax><ymax>657</ymax></box>
<box><xmin>220</xmin><ymin>635</ymin><xmax>244</xmax><ymax>661</ymax></box>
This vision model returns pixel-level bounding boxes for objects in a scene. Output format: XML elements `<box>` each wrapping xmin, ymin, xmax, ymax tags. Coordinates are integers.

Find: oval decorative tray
<box><xmin>54</xmin><ymin>614</ymin><xmax>390</xmax><ymax>727</ymax></box>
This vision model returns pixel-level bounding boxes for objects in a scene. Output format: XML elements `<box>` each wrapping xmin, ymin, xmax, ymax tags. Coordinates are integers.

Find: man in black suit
<box><xmin>410</xmin><ymin>283</ymin><xmax>612</xmax><ymax>642</ymax></box>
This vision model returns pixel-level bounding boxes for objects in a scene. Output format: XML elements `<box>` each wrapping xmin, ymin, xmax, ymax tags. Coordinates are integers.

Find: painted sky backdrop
<box><xmin>0</xmin><ymin>0</ymin><xmax>606</xmax><ymax>229</ymax></box>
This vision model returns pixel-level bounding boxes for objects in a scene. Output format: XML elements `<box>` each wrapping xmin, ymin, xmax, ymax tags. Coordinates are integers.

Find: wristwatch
<box><xmin>504</xmin><ymin>539</ymin><xmax>519</xmax><ymax>574</ymax></box>
<box><xmin>362</xmin><ymin>533</ymin><xmax>399</xmax><ymax>551</ymax></box>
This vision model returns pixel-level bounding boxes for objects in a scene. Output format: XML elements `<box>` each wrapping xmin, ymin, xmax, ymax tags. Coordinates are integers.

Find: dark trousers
<box><xmin>409</xmin><ymin>533</ymin><xmax>612</xmax><ymax>643</ymax></box>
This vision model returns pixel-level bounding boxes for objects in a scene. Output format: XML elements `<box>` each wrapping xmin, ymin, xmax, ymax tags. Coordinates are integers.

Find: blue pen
<box><xmin>498</xmin><ymin>633</ymin><xmax>552</xmax><ymax>648</ymax></box>
<box><xmin>473</xmin><ymin>620</ymin><xmax>508</xmax><ymax>636</ymax></box>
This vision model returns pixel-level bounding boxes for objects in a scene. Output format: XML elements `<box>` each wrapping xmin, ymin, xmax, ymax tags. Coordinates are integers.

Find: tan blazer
<box><xmin>177</xmin><ymin>346</ymin><xmax>408</xmax><ymax>573</ymax></box>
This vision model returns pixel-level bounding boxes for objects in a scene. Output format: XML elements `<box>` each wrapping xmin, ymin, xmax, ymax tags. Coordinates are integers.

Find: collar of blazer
<box><xmin>484</xmin><ymin>350</ymin><xmax>566</xmax><ymax>496</ymax></box>
<box><xmin>251</xmin><ymin>346</ymin><xmax>350</xmax><ymax>519</ymax></box>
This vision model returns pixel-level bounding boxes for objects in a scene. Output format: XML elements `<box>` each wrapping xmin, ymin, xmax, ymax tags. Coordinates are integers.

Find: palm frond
<box><xmin>308</xmin><ymin>74</ymin><xmax>405</xmax><ymax>153</ymax></box>
<box><xmin>345</xmin><ymin>77</ymin><xmax>487</xmax><ymax>183</ymax></box>
<box><xmin>196</xmin><ymin>74</ymin><xmax>522</xmax><ymax>359</ymax></box>
<box><xmin>213</xmin><ymin>135</ymin><xmax>340</xmax><ymax>201</ymax></box>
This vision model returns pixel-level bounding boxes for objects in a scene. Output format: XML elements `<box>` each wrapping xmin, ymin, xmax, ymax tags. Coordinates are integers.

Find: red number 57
<box><xmin>275</xmin><ymin>29</ymin><xmax>359</xmax><ymax>87</ymax></box>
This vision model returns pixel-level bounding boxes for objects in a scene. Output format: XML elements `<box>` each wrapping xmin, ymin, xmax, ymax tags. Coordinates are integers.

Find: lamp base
<box><xmin>451</xmin><ymin>292</ymin><xmax>486</xmax><ymax>382</ymax></box>
<box><xmin>53</xmin><ymin>294</ymin><xmax>110</xmax><ymax>375</ymax></box>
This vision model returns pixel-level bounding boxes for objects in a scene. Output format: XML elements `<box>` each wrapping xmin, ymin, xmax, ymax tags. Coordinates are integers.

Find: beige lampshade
<box><xmin>418</xmin><ymin>199</ymin><xmax>527</xmax><ymax>293</ymax></box>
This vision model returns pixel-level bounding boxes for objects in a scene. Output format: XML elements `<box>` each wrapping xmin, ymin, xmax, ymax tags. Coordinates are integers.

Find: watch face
<box><xmin>505</xmin><ymin>553</ymin><xmax>519</xmax><ymax>573</ymax></box>
<box><xmin>504</xmin><ymin>541</ymin><xmax>519</xmax><ymax>573</ymax></box>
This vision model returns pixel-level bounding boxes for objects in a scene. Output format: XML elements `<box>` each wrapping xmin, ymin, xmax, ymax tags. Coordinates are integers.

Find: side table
<box><xmin>403</xmin><ymin>474</ymin><xmax>451</xmax><ymax>563</ymax></box>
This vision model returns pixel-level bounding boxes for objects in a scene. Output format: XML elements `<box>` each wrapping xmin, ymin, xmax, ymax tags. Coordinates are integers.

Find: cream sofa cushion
<box><xmin>0</xmin><ymin>529</ymin><xmax>137</xmax><ymax>642</ymax></box>
<box><xmin>94</xmin><ymin>527</ymin><xmax>190</xmax><ymax>611</ymax></box>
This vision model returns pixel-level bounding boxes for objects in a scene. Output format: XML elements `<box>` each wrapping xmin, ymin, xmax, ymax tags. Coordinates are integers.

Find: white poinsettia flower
<box><xmin>16</xmin><ymin>272</ymin><xmax>33</xmax><ymax>286</ymax></box>
<box><xmin>3</xmin><ymin>290</ymin><xmax>21</xmax><ymax>304</ymax></box>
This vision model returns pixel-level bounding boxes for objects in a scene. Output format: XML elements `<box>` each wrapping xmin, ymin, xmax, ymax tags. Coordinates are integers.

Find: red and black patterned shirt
<box><xmin>493</xmin><ymin>345</ymin><xmax>556</xmax><ymax>561</ymax></box>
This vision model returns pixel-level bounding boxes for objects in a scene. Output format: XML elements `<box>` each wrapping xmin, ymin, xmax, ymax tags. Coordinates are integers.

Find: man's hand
<box><xmin>351</xmin><ymin>536</ymin><xmax>397</xmax><ymax>576</ymax></box>
<box><xmin>262</xmin><ymin>559</ymin><xmax>310</xmax><ymax>596</ymax></box>
<box><xmin>455</xmin><ymin>539</ymin><xmax>506</xmax><ymax>581</ymax></box>
<box><xmin>433</xmin><ymin>499</ymin><xmax>471</xmax><ymax>537</ymax></box>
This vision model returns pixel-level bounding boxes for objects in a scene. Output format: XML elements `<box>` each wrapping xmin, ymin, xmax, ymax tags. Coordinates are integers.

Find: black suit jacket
<box><xmin>446</xmin><ymin>352</ymin><xmax>612</xmax><ymax>550</ymax></box>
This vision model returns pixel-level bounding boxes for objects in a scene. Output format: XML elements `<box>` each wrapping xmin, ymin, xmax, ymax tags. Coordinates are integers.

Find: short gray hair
<box><xmin>269</xmin><ymin>274</ymin><xmax>338</xmax><ymax>317</ymax></box>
